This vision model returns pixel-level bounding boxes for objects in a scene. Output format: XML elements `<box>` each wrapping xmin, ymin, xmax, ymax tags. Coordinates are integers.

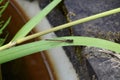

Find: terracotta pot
<box><xmin>1</xmin><ymin>0</ymin><xmax>54</xmax><ymax>80</ymax></box>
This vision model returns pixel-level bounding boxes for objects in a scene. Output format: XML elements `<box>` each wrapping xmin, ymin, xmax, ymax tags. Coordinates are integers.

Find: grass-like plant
<box><xmin>0</xmin><ymin>0</ymin><xmax>120</xmax><ymax>64</ymax></box>
<box><xmin>0</xmin><ymin>1</ymin><xmax>11</xmax><ymax>46</ymax></box>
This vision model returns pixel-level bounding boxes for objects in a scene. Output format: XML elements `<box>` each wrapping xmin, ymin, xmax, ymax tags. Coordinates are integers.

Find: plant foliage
<box><xmin>0</xmin><ymin>0</ymin><xmax>120</xmax><ymax>64</ymax></box>
<box><xmin>0</xmin><ymin>1</ymin><xmax>11</xmax><ymax>46</ymax></box>
<box><xmin>0</xmin><ymin>36</ymin><xmax>120</xmax><ymax>64</ymax></box>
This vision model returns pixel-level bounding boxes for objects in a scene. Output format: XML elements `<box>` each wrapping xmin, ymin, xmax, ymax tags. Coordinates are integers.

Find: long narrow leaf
<box><xmin>12</xmin><ymin>0</ymin><xmax>61</xmax><ymax>41</ymax></box>
<box><xmin>0</xmin><ymin>36</ymin><xmax>120</xmax><ymax>64</ymax></box>
<box><xmin>0</xmin><ymin>1</ymin><xmax>9</xmax><ymax>16</ymax></box>
<box><xmin>0</xmin><ymin>33</ymin><xmax>8</xmax><ymax>46</ymax></box>
<box><xmin>0</xmin><ymin>17</ymin><xmax>11</xmax><ymax>34</ymax></box>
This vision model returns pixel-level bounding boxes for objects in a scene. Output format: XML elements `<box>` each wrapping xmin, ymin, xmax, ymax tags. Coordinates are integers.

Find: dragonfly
<box><xmin>45</xmin><ymin>39</ymin><xmax>73</xmax><ymax>43</ymax></box>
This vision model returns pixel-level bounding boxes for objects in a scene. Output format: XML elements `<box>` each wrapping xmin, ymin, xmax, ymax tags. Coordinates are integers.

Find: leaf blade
<box><xmin>0</xmin><ymin>36</ymin><xmax>120</xmax><ymax>64</ymax></box>
<box><xmin>12</xmin><ymin>0</ymin><xmax>61</xmax><ymax>41</ymax></box>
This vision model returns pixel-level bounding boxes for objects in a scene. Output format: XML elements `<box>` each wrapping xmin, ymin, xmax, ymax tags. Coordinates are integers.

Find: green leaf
<box><xmin>0</xmin><ymin>33</ymin><xmax>8</xmax><ymax>46</ymax></box>
<box><xmin>0</xmin><ymin>17</ymin><xmax>11</xmax><ymax>34</ymax></box>
<box><xmin>0</xmin><ymin>0</ymin><xmax>3</xmax><ymax>3</ymax></box>
<box><xmin>0</xmin><ymin>1</ymin><xmax>9</xmax><ymax>16</ymax></box>
<box><xmin>0</xmin><ymin>17</ymin><xmax>11</xmax><ymax>45</ymax></box>
<box><xmin>0</xmin><ymin>1</ymin><xmax>10</xmax><ymax>46</ymax></box>
<box><xmin>0</xmin><ymin>38</ymin><xmax>5</xmax><ymax>46</ymax></box>
<box><xmin>12</xmin><ymin>0</ymin><xmax>61</xmax><ymax>41</ymax></box>
<box><xmin>0</xmin><ymin>36</ymin><xmax>120</xmax><ymax>64</ymax></box>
